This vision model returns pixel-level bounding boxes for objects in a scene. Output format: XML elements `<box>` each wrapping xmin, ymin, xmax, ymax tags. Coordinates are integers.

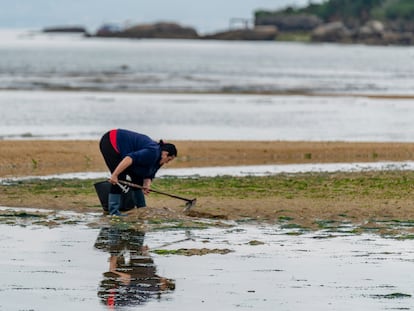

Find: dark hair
<box><xmin>159</xmin><ymin>140</ymin><xmax>177</xmax><ymax>157</ymax></box>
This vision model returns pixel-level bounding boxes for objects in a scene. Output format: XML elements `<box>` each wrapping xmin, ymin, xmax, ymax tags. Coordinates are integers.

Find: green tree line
<box><xmin>256</xmin><ymin>0</ymin><xmax>414</xmax><ymax>24</ymax></box>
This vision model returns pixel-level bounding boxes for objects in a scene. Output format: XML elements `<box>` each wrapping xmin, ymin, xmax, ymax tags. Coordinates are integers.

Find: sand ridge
<box><xmin>1</xmin><ymin>140</ymin><xmax>414</xmax><ymax>178</ymax></box>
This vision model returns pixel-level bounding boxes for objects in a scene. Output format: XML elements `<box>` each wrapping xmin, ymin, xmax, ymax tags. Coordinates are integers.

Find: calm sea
<box><xmin>1</xmin><ymin>29</ymin><xmax>414</xmax><ymax>141</ymax></box>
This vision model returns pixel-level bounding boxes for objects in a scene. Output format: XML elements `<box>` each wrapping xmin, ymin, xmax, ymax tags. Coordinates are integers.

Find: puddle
<box><xmin>0</xmin><ymin>208</ymin><xmax>413</xmax><ymax>311</ymax></box>
<box><xmin>3</xmin><ymin>161</ymin><xmax>414</xmax><ymax>184</ymax></box>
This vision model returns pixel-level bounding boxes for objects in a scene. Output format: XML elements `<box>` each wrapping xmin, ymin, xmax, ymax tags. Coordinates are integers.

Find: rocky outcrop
<box><xmin>96</xmin><ymin>22</ymin><xmax>199</xmax><ymax>39</ymax></box>
<box><xmin>90</xmin><ymin>18</ymin><xmax>414</xmax><ymax>44</ymax></box>
<box><xmin>203</xmin><ymin>26</ymin><xmax>278</xmax><ymax>41</ymax></box>
<box><xmin>311</xmin><ymin>22</ymin><xmax>352</xmax><ymax>42</ymax></box>
<box><xmin>357</xmin><ymin>20</ymin><xmax>385</xmax><ymax>37</ymax></box>
<box><xmin>95</xmin><ymin>22</ymin><xmax>278</xmax><ymax>41</ymax></box>
<box><xmin>387</xmin><ymin>20</ymin><xmax>414</xmax><ymax>33</ymax></box>
<box><xmin>311</xmin><ymin>20</ymin><xmax>414</xmax><ymax>45</ymax></box>
<box><xmin>43</xmin><ymin>26</ymin><xmax>88</xmax><ymax>34</ymax></box>
<box><xmin>380</xmin><ymin>31</ymin><xmax>414</xmax><ymax>45</ymax></box>
<box><xmin>255</xmin><ymin>14</ymin><xmax>322</xmax><ymax>31</ymax></box>
<box><xmin>356</xmin><ymin>20</ymin><xmax>414</xmax><ymax>45</ymax></box>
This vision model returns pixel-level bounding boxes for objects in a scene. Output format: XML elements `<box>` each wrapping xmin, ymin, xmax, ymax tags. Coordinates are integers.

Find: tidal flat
<box><xmin>1</xmin><ymin>169</ymin><xmax>414</xmax><ymax>310</ymax></box>
<box><xmin>1</xmin><ymin>171</ymin><xmax>414</xmax><ymax>235</ymax></box>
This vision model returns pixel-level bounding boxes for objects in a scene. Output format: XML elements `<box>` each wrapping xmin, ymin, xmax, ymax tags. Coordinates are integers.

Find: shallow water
<box><xmin>2</xmin><ymin>30</ymin><xmax>414</xmax><ymax>95</ymax></box>
<box><xmin>2</xmin><ymin>91</ymin><xmax>414</xmax><ymax>142</ymax></box>
<box><xmin>0</xmin><ymin>208</ymin><xmax>413</xmax><ymax>311</ymax></box>
<box><xmin>2</xmin><ymin>161</ymin><xmax>414</xmax><ymax>184</ymax></box>
<box><xmin>2</xmin><ymin>30</ymin><xmax>414</xmax><ymax>142</ymax></box>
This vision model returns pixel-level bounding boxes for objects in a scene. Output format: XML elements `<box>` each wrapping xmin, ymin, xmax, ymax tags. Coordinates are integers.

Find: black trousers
<box><xmin>99</xmin><ymin>132</ymin><xmax>143</xmax><ymax>194</ymax></box>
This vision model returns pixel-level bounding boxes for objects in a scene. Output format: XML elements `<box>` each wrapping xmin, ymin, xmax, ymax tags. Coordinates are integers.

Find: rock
<box><xmin>353</xmin><ymin>20</ymin><xmax>414</xmax><ymax>45</ymax></box>
<box><xmin>387</xmin><ymin>20</ymin><xmax>414</xmax><ymax>33</ymax></box>
<box><xmin>256</xmin><ymin>14</ymin><xmax>322</xmax><ymax>31</ymax></box>
<box><xmin>96</xmin><ymin>22</ymin><xmax>199</xmax><ymax>39</ymax></box>
<box><xmin>311</xmin><ymin>22</ymin><xmax>352</xmax><ymax>42</ymax></box>
<box><xmin>96</xmin><ymin>24</ymin><xmax>122</xmax><ymax>36</ymax></box>
<box><xmin>381</xmin><ymin>31</ymin><xmax>414</xmax><ymax>45</ymax></box>
<box><xmin>311</xmin><ymin>19</ymin><xmax>414</xmax><ymax>45</ymax></box>
<box><xmin>356</xmin><ymin>20</ymin><xmax>385</xmax><ymax>39</ymax></box>
<box><xmin>203</xmin><ymin>26</ymin><xmax>278</xmax><ymax>41</ymax></box>
<box><xmin>43</xmin><ymin>26</ymin><xmax>88</xmax><ymax>34</ymax></box>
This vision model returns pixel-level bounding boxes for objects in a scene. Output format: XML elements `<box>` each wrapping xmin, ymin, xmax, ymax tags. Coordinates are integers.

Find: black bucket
<box><xmin>94</xmin><ymin>181</ymin><xmax>135</xmax><ymax>212</ymax></box>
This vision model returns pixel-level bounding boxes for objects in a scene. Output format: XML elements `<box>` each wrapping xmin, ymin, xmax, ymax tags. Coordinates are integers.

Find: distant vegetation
<box><xmin>256</xmin><ymin>0</ymin><xmax>414</xmax><ymax>26</ymax></box>
<box><xmin>253</xmin><ymin>0</ymin><xmax>414</xmax><ymax>44</ymax></box>
<box><xmin>42</xmin><ymin>0</ymin><xmax>414</xmax><ymax>44</ymax></box>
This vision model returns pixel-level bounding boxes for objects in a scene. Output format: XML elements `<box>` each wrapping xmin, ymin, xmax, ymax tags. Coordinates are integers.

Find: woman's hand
<box><xmin>108</xmin><ymin>174</ymin><xmax>119</xmax><ymax>185</ymax></box>
<box><xmin>143</xmin><ymin>178</ymin><xmax>152</xmax><ymax>195</ymax></box>
<box><xmin>109</xmin><ymin>156</ymin><xmax>133</xmax><ymax>185</ymax></box>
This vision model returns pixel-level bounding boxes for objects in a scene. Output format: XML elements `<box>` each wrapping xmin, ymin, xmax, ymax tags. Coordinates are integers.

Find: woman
<box><xmin>99</xmin><ymin>129</ymin><xmax>177</xmax><ymax>215</ymax></box>
<box><xmin>95</xmin><ymin>226</ymin><xmax>175</xmax><ymax>307</ymax></box>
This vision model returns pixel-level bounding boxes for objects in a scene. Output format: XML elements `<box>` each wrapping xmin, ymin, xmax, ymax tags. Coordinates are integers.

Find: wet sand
<box><xmin>1</xmin><ymin>140</ymin><xmax>414</xmax><ymax>230</ymax></box>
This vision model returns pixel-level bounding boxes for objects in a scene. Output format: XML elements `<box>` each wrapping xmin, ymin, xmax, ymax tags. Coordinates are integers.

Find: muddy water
<box><xmin>0</xmin><ymin>208</ymin><xmax>413</xmax><ymax>311</ymax></box>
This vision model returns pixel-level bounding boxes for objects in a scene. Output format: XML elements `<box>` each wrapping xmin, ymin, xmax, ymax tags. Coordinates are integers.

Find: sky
<box><xmin>0</xmin><ymin>0</ymin><xmax>323</xmax><ymax>34</ymax></box>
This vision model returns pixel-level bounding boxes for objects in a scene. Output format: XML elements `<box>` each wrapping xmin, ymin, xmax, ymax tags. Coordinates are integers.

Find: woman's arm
<box><xmin>108</xmin><ymin>255</ymin><xmax>131</xmax><ymax>285</ymax></box>
<box><xmin>109</xmin><ymin>156</ymin><xmax>133</xmax><ymax>184</ymax></box>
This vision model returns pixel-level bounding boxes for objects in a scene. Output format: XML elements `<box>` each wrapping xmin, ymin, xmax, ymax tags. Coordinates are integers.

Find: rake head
<box><xmin>183</xmin><ymin>198</ymin><xmax>197</xmax><ymax>212</ymax></box>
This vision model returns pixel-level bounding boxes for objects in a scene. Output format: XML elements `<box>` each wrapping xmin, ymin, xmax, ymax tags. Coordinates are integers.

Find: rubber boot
<box><xmin>108</xmin><ymin>193</ymin><xmax>126</xmax><ymax>216</ymax></box>
<box><xmin>132</xmin><ymin>190</ymin><xmax>146</xmax><ymax>209</ymax></box>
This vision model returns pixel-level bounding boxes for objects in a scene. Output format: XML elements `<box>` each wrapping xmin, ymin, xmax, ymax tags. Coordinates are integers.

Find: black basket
<box><xmin>94</xmin><ymin>181</ymin><xmax>135</xmax><ymax>211</ymax></box>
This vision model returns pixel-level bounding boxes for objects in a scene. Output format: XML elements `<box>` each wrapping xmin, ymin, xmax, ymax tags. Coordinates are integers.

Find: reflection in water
<box><xmin>94</xmin><ymin>226</ymin><xmax>175</xmax><ymax>308</ymax></box>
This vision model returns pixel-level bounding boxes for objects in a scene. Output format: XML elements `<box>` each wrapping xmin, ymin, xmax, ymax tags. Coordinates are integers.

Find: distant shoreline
<box><xmin>2</xmin><ymin>87</ymin><xmax>414</xmax><ymax>100</ymax></box>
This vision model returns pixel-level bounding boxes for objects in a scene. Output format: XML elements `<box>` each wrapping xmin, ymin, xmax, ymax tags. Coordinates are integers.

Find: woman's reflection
<box><xmin>94</xmin><ymin>226</ymin><xmax>175</xmax><ymax>308</ymax></box>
